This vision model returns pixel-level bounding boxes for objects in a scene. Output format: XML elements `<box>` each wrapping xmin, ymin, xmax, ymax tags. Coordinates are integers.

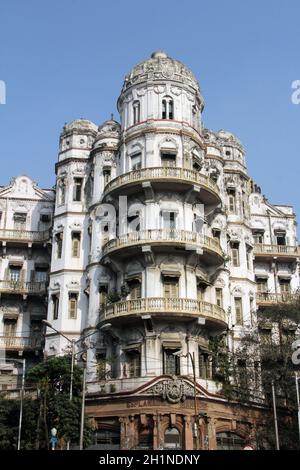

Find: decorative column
<box><xmin>183</xmin><ymin>415</ymin><xmax>194</xmax><ymax>450</ymax></box>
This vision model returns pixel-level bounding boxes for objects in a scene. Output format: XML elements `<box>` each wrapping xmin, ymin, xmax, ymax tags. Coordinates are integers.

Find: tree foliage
<box><xmin>0</xmin><ymin>357</ymin><xmax>93</xmax><ymax>449</ymax></box>
<box><xmin>209</xmin><ymin>300</ymin><xmax>300</xmax><ymax>449</ymax></box>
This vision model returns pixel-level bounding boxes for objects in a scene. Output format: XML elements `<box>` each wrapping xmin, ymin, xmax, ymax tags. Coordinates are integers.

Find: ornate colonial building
<box><xmin>0</xmin><ymin>176</ymin><xmax>54</xmax><ymax>392</ymax></box>
<box><xmin>42</xmin><ymin>51</ymin><xmax>300</xmax><ymax>450</ymax></box>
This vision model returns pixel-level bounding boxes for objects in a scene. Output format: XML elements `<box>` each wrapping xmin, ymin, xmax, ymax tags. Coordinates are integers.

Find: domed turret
<box><xmin>121</xmin><ymin>51</ymin><xmax>202</xmax><ymax>97</ymax></box>
<box><xmin>117</xmin><ymin>52</ymin><xmax>204</xmax><ymax>131</ymax></box>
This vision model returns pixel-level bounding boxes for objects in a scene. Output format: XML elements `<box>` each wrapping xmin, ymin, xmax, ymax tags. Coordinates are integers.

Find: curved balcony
<box><xmin>0</xmin><ymin>280</ymin><xmax>47</xmax><ymax>296</ymax></box>
<box><xmin>256</xmin><ymin>292</ymin><xmax>300</xmax><ymax>306</ymax></box>
<box><xmin>0</xmin><ymin>229</ymin><xmax>50</xmax><ymax>244</ymax></box>
<box><xmin>102</xmin><ymin>297</ymin><xmax>227</xmax><ymax>330</ymax></box>
<box><xmin>254</xmin><ymin>244</ymin><xmax>298</xmax><ymax>259</ymax></box>
<box><xmin>102</xmin><ymin>167</ymin><xmax>220</xmax><ymax>206</ymax></box>
<box><xmin>102</xmin><ymin>229</ymin><xmax>224</xmax><ymax>264</ymax></box>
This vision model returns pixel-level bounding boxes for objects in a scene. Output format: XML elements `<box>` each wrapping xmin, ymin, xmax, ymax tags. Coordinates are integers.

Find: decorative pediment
<box><xmin>0</xmin><ymin>176</ymin><xmax>54</xmax><ymax>201</ymax></box>
<box><xmin>136</xmin><ymin>377</ymin><xmax>212</xmax><ymax>402</ymax></box>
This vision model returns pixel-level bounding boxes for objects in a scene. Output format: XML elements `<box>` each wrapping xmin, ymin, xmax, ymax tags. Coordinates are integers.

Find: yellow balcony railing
<box><xmin>0</xmin><ymin>229</ymin><xmax>50</xmax><ymax>243</ymax></box>
<box><xmin>102</xmin><ymin>297</ymin><xmax>227</xmax><ymax>326</ymax></box>
<box><xmin>102</xmin><ymin>229</ymin><xmax>223</xmax><ymax>258</ymax></box>
<box><xmin>0</xmin><ymin>280</ymin><xmax>47</xmax><ymax>295</ymax></box>
<box><xmin>103</xmin><ymin>167</ymin><xmax>220</xmax><ymax>197</ymax></box>
<box><xmin>254</xmin><ymin>244</ymin><xmax>298</xmax><ymax>256</ymax></box>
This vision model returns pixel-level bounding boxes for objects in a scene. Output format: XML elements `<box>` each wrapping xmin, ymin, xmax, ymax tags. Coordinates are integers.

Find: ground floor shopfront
<box><xmin>86</xmin><ymin>376</ymin><xmax>265</xmax><ymax>450</ymax></box>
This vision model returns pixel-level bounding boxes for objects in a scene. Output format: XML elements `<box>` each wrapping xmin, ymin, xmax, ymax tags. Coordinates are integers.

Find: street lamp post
<box><xmin>173</xmin><ymin>350</ymin><xmax>198</xmax><ymax>449</ymax></box>
<box><xmin>295</xmin><ymin>373</ymin><xmax>300</xmax><ymax>447</ymax></box>
<box><xmin>17</xmin><ymin>358</ymin><xmax>26</xmax><ymax>451</ymax></box>
<box><xmin>42</xmin><ymin>320</ymin><xmax>112</xmax><ymax>449</ymax></box>
<box><xmin>271</xmin><ymin>380</ymin><xmax>280</xmax><ymax>450</ymax></box>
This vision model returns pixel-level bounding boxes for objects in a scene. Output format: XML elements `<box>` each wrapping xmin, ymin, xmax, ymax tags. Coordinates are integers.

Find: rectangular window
<box><xmin>96</xmin><ymin>353</ymin><xmax>107</xmax><ymax>380</ymax></box>
<box><xmin>71</xmin><ymin>232</ymin><xmax>81</xmax><ymax>258</ymax></box>
<box><xmin>212</xmin><ymin>229</ymin><xmax>221</xmax><ymax>240</ymax></box>
<box><xmin>4</xmin><ymin>319</ymin><xmax>16</xmax><ymax>337</ymax></box>
<box><xmin>256</xmin><ymin>278</ymin><xmax>268</xmax><ymax>292</ymax></box>
<box><xmin>163</xmin><ymin>277</ymin><xmax>179</xmax><ymax>298</ymax></box>
<box><xmin>133</xmin><ymin>101</ymin><xmax>140</xmax><ymax>124</ymax></box>
<box><xmin>56</xmin><ymin>232</ymin><xmax>63</xmax><ymax>259</ymax></box>
<box><xmin>13</xmin><ymin>212</ymin><xmax>27</xmax><ymax>230</ymax></box>
<box><xmin>9</xmin><ymin>266</ymin><xmax>21</xmax><ymax>282</ymax></box>
<box><xmin>99</xmin><ymin>285</ymin><xmax>108</xmax><ymax>308</ymax></box>
<box><xmin>163</xmin><ymin>349</ymin><xmax>180</xmax><ymax>375</ymax></box>
<box><xmin>279</xmin><ymin>279</ymin><xmax>291</xmax><ymax>294</ymax></box>
<box><xmin>275</xmin><ymin>231</ymin><xmax>286</xmax><ymax>246</ymax></box>
<box><xmin>162</xmin><ymin>211</ymin><xmax>177</xmax><ymax>230</ymax></box>
<box><xmin>126</xmin><ymin>350</ymin><xmax>141</xmax><ymax>378</ymax></box>
<box><xmin>103</xmin><ymin>170</ymin><xmax>111</xmax><ymax>185</ymax></box>
<box><xmin>253</xmin><ymin>231</ymin><xmax>264</xmax><ymax>244</ymax></box>
<box><xmin>231</xmin><ymin>242</ymin><xmax>240</xmax><ymax>267</ymax></box>
<box><xmin>216</xmin><ymin>288</ymin><xmax>223</xmax><ymax>308</ymax></box>
<box><xmin>197</xmin><ymin>282</ymin><xmax>206</xmax><ymax>301</ymax></box>
<box><xmin>246</xmin><ymin>246</ymin><xmax>251</xmax><ymax>270</ymax></box>
<box><xmin>199</xmin><ymin>350</ymin><xmax>212</xmax><ymax>379</ymax></box>
<box><xmin>40</xmin><ymin>213</ymin><xmax>51</xmax><ymax>223</ymax></box>
<box><xmin>128</xmin><ymin>280</ymin><xmax>141</xmax><ymax>300</ymax></box>
<box><xmin>52</xmin><ymin>294</ymin><xmax>59</xmax><ymax>320</ymax></box>
<box><xmin>161</xmin><ymin>152</ymin><xmax>176</xmax><ymax>168</ymax></box>
<box><xmin>34</xmin><ymin>267</ymin><xmax>48</xmax><ymax>283</ymax></box>
<box><xmin>234</xmin><ymin>297</ymin><xmax>243</xmax><ymax>325</ymax></box>
<box><xmin>227</xmin><ymin>190</ymin><xmax>236</xmax><ymax>214</ymax></box>
<box><xmin>69</xmin><ymin>293</ymin><xmax>78</xmax><ymax>319</ymax></box>
<box><xmin>59</xmin><ymin>179</ymin><xmax>66</xmax><ymax>205</ymax></box>
<box><xmin>130</xmin><ymin>153</ymin><xmax>142</xmax><ymax>170</ymax></box>
<box><xmin>73</xmin><ymin>177</ymin><xmax>83</xmax><ymax>202</ymax></box>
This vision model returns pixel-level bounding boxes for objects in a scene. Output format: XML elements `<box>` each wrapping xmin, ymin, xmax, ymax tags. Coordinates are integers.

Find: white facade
<box><xmin>0</xmin><ymin>176</ymin><xmax>54</xmax><ymax>389</ymax></box>
<box><xmin>44</xmin><ymin>52</ymin><xmax>300</xmax><ymax>396</ymax></box>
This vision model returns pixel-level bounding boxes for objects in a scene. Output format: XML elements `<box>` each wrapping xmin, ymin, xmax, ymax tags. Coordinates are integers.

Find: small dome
<box><xmin>120</xmin><ymin>51</ymin><xmax>201</xmax><ymax>95</ymax></box>
<box><xmin>61</xmin><ymin>119</ymin><xmax>98</xmax><ymax>135</ymax></box>
<box><xmin>217</xmin><ymin>130</ymin><xmax>244</xmax><ymax>151</ymax></box>
<box><xmin>93</xmin><ymin>119</ymin><xmax>121</xmax><ymax>145</ymax></box>
<box><xmin>97</xmin><ymin>119</ymin><xmax>120</xmax><ymax>135</ymax></box>
<box><xmin>151</xmin><ymin>51</ymin><xmax>168</xmax><ymax>59</ymax></box>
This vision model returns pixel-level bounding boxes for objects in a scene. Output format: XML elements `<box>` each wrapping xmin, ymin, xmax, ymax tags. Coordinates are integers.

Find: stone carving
<box><xmin>150</xmin><ymin>378</ymin><xmax>196</xmax><ymax>403</ymax></box>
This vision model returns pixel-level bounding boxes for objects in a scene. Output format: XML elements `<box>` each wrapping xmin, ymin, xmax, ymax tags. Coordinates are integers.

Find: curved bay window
<box><xmin>162</xmin><ymin>96</ymin><xmax>174</xmax><ymax>119</ymax></box>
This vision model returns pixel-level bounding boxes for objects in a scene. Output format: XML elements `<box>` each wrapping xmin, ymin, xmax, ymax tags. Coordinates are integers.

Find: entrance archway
<box><xmin>216</xmin><ymin>432</ymin><xmax>245</xmax><ymax>450</ymax></box>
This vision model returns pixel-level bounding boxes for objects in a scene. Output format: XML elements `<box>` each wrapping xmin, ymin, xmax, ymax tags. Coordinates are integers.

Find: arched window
<box><xmin>58</xmin><ymin>179</ymin><xmax>66</xmax><ymax>205</ymax></box>
<box><xmin>133</xmin><ymin>100</ymin><xmax>140</xmax><ymax>124</ymax></box>
<box><xmin>164</xmin><ymin>427</ymin><xmax>181</xmax><ymax>449</ymax></box>
<box><xmin>162</xmin><ymin>96</ymin><xmax>174</xmax><ymax>119</ymax></box>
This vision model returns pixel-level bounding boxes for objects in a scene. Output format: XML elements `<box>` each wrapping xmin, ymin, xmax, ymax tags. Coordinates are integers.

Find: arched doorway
<box><xmin>164</xmin><ymin>427</ymin><xmax>181</xmax><ymax>449</ymax></box>
<box><xmin>216</xmin><ymin>432</ymin><xmax>245</xmax><ymax>450</ymax></box>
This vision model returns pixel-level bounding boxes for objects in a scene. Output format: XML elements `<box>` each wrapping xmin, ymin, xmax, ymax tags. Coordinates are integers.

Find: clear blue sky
<box><xmin>1</xmin><ymin>1</ymin><xmax>299</xmax><ymax>227</ymax></box>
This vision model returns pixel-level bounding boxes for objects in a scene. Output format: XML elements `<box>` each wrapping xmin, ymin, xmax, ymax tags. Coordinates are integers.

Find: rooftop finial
<box><xmin>111</xmin><ymin>113</ymin><xmax>114</xmax><ymax>121</ymax></box>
